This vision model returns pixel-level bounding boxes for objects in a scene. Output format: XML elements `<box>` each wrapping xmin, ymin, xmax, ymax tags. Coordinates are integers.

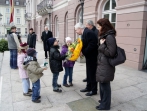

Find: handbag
<box><xmin>109</xmin><ymin>46</ymin><xmax>126</xmax><ymax>67</ymax></box>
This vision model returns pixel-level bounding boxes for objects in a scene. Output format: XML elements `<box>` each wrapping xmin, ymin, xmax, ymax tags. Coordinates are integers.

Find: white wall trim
<box><xmin>53</xmin><ymin>0</ymin><xmax>68</xmax><ymax>12</ymax></box>
<box><xmin>116</xmin><ymin>1</ymin><xmax>147</xmax><ymax>14</ymax></box>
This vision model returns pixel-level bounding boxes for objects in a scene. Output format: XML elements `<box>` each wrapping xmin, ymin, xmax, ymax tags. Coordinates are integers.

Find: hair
<box><xmin>44</xmin><ymin>26</ymin><xmax>48</xmax><ymax>29</ymax></box>
<box><xmin>74</xmin><ymin>22</ymin><xmax>85</xmax><ymax>29</ymax></box>
<box><xmin>11</xmin><ymin>26</ymin><xmax>16</xmax><ymax>30</ymax></box>
<box><xmin>29</xmin><ymin>28</ymin><xmax>33</xmax><ymax>31</ymax></box>
<box><xmin>97</xmin><ymin>18</ymin><xmax>116</xmax><ymax>36</ymax></box>
<box><xmin>86</xmin><ymin>20</ymin><xmax>94</xmax><ymax>26</ymax></box>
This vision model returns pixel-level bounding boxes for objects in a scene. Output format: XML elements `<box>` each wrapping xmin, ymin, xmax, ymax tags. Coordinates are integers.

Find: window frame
<box><xmin>6</xmin><ymin>0</ymin><xmax>9</xmax><ymax>5</ymax></box>
<box><xmin>6</xmin><ymin>8</ymin><xmax>10</xmax><ymax>13</ymax></box>
<box><xmin>16</xmin><ymin>9</ymin><xmax>20</xmax><ymax>13</ymax></box>
<box><xmin>16</xmin><ymin>1</ymin><xmax>19</xmax><ymax>5</ymax></box>
<box><xmin>102</xmin><ymin>0</ymin><xmax>116</xmax><ymax>27</ymax></box>
<box><xmin>17</xmin><ymin>18</ymin><xmax>20</xmax><ymax>24</ymax></box>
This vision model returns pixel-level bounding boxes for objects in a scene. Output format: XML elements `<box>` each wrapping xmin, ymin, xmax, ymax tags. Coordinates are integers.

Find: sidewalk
<box><xmin>0</xmin><ymin>39</ymin><xmax>147</xmax><ymax>111</ymax></box>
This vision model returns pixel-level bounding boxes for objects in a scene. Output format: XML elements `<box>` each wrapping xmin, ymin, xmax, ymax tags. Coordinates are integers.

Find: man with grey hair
<box><xmin>86</xmin><ymin>20</ymin><xmax>99</xmax><ymax>37</ymax></box>
<box><xmin>75</xmin><ymin>22</ymin><xmax>98</xmax><ymax>96</ymax></box>
<box><xmin>41</xmin><ymin>26</ymin><xmax>53</xmax><ymax>59</ymax></box>
<box><xmin>82</xmin><ymin>20</ymin><xmax>99</xmax><ymax>82</ymax></box>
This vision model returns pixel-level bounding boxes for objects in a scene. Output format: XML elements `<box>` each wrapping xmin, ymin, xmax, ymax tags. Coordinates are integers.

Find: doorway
<box><xmin>143</xmin><ymin>30</ymin><xmax>147</xmax><ymax>70</ymax></box>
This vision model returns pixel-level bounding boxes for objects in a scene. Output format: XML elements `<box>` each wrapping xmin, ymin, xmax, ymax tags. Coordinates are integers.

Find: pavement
<box><xmin>0</xmin><ymin>38</ymin><xmax>147</xmax><ymax>111</ymax></box>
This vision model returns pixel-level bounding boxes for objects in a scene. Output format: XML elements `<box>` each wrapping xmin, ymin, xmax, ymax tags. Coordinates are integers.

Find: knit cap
<box><xmin>26</xmin><ymin>48</ymin><xmax>37</xmax><ymax>57</ymax></box>
<box><xmin>48</xmin><ymin>38</ymin><xmax>56</xmax><ymax>47</ymax></box>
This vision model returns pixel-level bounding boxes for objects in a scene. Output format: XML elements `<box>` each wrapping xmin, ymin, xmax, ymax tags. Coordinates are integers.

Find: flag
<box><xmin>10</xmin><ymin>0</ymin><xmax>14</xmax><ymax>24</ymax></box>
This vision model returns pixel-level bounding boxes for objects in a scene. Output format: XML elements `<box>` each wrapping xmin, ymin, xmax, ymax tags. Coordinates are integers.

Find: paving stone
<box><xmin>112</xmin><ymin>86</ymin><xmax>146</xmax><ymax>104</ymax></box>
<box><xmin>13</xmin><ymin>98</ymin><xmax>52</xmax><ymax>111</ymax></box>
<box><xmin>134</xmin><ymin>82</ymin><xmax>147</xmax><ymax>93</ymax></box>
<box><xmin>37</xmin><ymin>104</ymin><xmax>72</xmax><ymax>111</ymax></box>
<box><xmin>41</xmin><ymin>76</ymin><xmax>53</xmax><ymax>87</ymax></box>
<box><xmin>11</xmin><ymin>80</ymin><xmax>22</xmax><ymax>92</ymax></box>
<box><xmin>67</xmin><ymin>98</ymin><xmax>98</xmax><ymax>111</ymax></box>
<box><xmin>47</xmin><ymin>91</ymin><xmax>82</xmax><ymax>106</ymax></box>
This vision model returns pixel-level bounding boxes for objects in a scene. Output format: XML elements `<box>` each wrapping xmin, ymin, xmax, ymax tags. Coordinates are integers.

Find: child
<box><xmin>61</xmin><ymin>37</ymin><xmax>75</xmax><ymax>87</ymax></box>
<box><xmin>48</xmin><ymin>38</ymin><xmax>67</xmax><ymax>92</ymax></box>
<box><xmin>17</xmin><ymin>43</ymin><xmax>31</xmax><ymax>96</ymax></box>
<box><xmin>23</xmin><ymin>48</ymin><xmax>47</xmax><ymax>103</ymax></box>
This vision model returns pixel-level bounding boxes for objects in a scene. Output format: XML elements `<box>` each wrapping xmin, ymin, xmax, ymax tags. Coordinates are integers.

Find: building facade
<box><xmin>0</xmin><ymin>0</ymin><xmax>27</xmax><ymax>36</ymax></box>
<box><xmin>25</xmin><ymin>0</ymin><xmax>147</xmax><ymax>70</ymax></box>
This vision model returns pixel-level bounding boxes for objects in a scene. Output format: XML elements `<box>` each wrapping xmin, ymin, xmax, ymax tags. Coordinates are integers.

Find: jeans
<box><xmin>22</xmin><ymin>78</ymin><xmax>30</xmax><ymax>93</ymax></box>
<box><xmin>32</xmin><ymin>79</ymin><xmax>40</xmax><ymax>101</ymax></box>
<box><xmin>10</xmin><ymin>49</ymin><xmax>18</xmax><ymax>69</ymax></box>
<box><xmin>52</xmin><ymin>73</ymin><xmax>59</xmax><ymax>90</ymax></box>
<box><xmin>63</xmin><ymin>67</ymin><xmax>73</xmax><ymax>85</ymax></box>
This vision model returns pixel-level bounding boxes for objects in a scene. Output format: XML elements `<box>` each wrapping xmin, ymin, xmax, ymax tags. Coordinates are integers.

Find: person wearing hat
<box><xmin>27</xmin><ymin>28</ymin><xmax>36</xmax><ymax>49</ymax></box>
<box><xmin>17</xmin><ymin>43</ymin><xmax>32</xmax><ymax>96</ymax></box>
<box><xmin>47</xmin><ymin>38</ymin><xmax>67</xmax><ymax>92</ymax></box>
<box><xmin>61</xmin><ymin>37</ymin><xmax>75</xmax><ymax>87</ymax></box>
<box><xmin>23</xmin><ymin>48</ymin><xmax>47</xmax><ymax>103</ymax></box>
<box><xmin>7</xmin><ymin>26</ymin><xmax>21</xmax><ymax>69</ymax></box>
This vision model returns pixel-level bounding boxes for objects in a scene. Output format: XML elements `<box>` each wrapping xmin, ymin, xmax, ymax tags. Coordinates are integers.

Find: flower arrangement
<box><xmin>66</xmin><ymin>37</ymin><xmax>83</xmax><ymax>61</ymax></box>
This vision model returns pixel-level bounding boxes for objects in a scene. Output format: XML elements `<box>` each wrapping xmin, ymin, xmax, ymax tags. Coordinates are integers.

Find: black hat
<box><xmin>48</xmin><ymin>38</ymin><xmax>56</xmax><ymax>47</ymax></box>
<box><xmin>26</xmin><ymin>48</ymin><xmax>36</xmax><ymax>57</ymax></box>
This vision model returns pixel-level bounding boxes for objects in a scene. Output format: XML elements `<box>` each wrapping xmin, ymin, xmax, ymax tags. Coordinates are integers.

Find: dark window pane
<box><xmin>112</xmin><ymin>0</ymin><xmax>116</xmax><ymax>9</ymax></box>
<box><xmin>104</xmin><ymin>14</ymin><xmax>109</xmax><ymax>20</ymax></box>
<box><xmin>111</xmin><ymin>23</ymin><xmax>115</xmax><ymax>28</ymax></box>
<box><xmin>112</xmin><ymin>13</ymin><xmax>116</xmax><ymax>22</ymax></box>
<box><xmin>104</xmin><ymin>0</ymin><xmax>110</xmax><ymax>11</ymax></box>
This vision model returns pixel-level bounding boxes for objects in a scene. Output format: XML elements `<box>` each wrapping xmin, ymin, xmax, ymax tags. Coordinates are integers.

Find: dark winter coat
<box><xmin>49</xmin><ymin>45</ymin><xmax>66</xmax><ymax>73</ymax></box>
<box><xmin>61</xmin><ymin>45</ymin><xmax>75</xmax><ymax>67</ymax></box>
<box><xmin>27</xmin><ymin>32</ymin><xmax>36</xmax><ymax>49</ymax></box>
<box><xmin>81</xmin><ymin>28</ymin><xmax>98</xmax><ymax>60</ymax></box>
<box><xmin>96</xmin><ymin>30</ymin><xmax>117</xmax><ymax>83</ymax></box>
<box><xmin>92</xmin><ymin>26</ymin><xmax>99</xmax><ymax>38</ymax></box>
<box><xmin>41</xmin><ymin>31</ymin><xmax>53</xmax><ymax>51</ymax></box>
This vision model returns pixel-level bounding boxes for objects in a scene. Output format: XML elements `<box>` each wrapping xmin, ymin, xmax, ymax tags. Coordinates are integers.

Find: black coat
<box><xmin>92</xmin><ymin>26</ymin><xmax>99</xmax><ymax>38</ymax></box>
<box><xmin>81</xmin><ymin>28</ymin><xmax>98</xmax><ymax>82</ymax></box>
<box><xmin>27</xmin><ymin>32</ymin><xmax>36</xmax><ymax>48</ymax></box>
<box><xmin>82</xmin><ymin>28</ymin><xmax>98</xmax><ymax>60</ymax></box>
<box><xmin>49</xmin><ymin>46</ymin><xmax>66</xmax><ymax>73</ymax></box>
<box><xmin>41</xmin><ymin>31</ymin><xmax>53</xmax><ymax>51</ymax></box>
<box><xmin>96</xmin><ymin>30</ymin><xmax>117</xmax><ymax>83</ymax></box>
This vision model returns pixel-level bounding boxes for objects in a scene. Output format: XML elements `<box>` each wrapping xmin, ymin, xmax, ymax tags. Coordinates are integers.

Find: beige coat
<box><xmin>23</xmin><ymin>61</ymin><xmax>44</xmax><ymax>83</ymax></box>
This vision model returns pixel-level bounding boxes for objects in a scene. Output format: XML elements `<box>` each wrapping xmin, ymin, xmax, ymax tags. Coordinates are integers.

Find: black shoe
<box><xmin>32</xmin><ymin>99</ymin><xmax>41</xmax><ymax>103</ymax></box>
<box><xmin>85</xmin><ymin>91</ymin><xmax>97</xmax><ymax>96</ymax></box>
<box><xmin>96</xmin><ymin>107</ymin><xmax>110</xmax><ymax>110</ymax></box>
<box><xmin>57</xmin><ymin>84</ymin><xmax>61</xmax><ymax>87</ymax></box>
<box><xmin>37</xmin><ymin>96</ymin><xmax>41</xmax><ymax>100</ymax></box>
<box><xmin>23</xmin><ymin>93</ymin><xmax>32</xmax><ymax>96</ymax></box>
<box><xmin>53</xmin><ymin>89</ymin><xmax>62</xmax><ymax>93</ymax></box>
<box><xmin>45</xmin><ymin>57</ymin><xmax>48</xmax><ymax>59</ymax></box>
<box><xmin>80</xmin><ymin>89</ymin><xmax>90</xmax><ymax>92</ymax></box>
<box><xmin>98</xmin><ymin>100</ymin><xmax>101</xmax><ymax>103</ymax></box>
<box><xmin>83</xmin><ymin>78</ymin><xmax>87</xmax><ymax>82</ymax></box>
<box><xmin>63</xmin><ymin>84</ymin><xmax>70</xmax><ymax>87</ymax></box>
<box><xmin>95</xmin><ymin>106</ymin><xmax>99</xmax><ymax>109</ymax></box>
<box><xmin>69</xmin><ymin>83</ymin><xmax>73</xmax><ymax>86</ymax></box>
<box><xmin>28</xmin><ymin>89</ymin><xmax>32</xmax><ymax>92</ymax></box>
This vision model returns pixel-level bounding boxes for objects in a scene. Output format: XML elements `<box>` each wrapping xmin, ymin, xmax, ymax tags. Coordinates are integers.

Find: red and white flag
<box><xmin>10</xmin><ymin>0</ymin><xmax>14</xmax><ymax>24</ymax></box>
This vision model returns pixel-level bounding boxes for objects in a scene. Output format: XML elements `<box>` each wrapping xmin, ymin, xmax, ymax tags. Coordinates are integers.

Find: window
<box><xmin>0</xmin><ymin>18</ymin><xmax>2</xmax><ymax>24</ymax></box>
<box><xmin>17</xmin><ymin>18</ymin><xmax>20</xmax><ymax>24</ymax></box>
<box><xmin>16</xmin><ymin>1</ymin><xmax>19</xmax><ymax>5</ymax></box>
<box><xmin>55</xmin><ymin>17</ymin><xmax>59</xmax><ymax>37</ymax></box>
<box><xmin>24</xmin><ymin>2</ymin><xmax>26</xmax><ymax>6</ymax></box>
<box><xmin>6</xmin><ymin>8</ymin><xmax>9</xmax><ymax>13</ymax></box>
<box><xmin>6</xmin><ymin>17</ymin><xmax>10</xmax><ymax>24</ymax></box>
<box><xmin>17</xmin><ymin>28</ymin><xmax>21</xmax><ymax>32</ymax></box>
<box><xmin>103</xmin><ymin>0</ymin><xmax>116</xmax><ymax>27</ymax></box>
<box><xmin>16</xmin><ymin>9</ymin><xmax>20</xmax><ymax>13</ymax></box>
<box><xmin>24</xmin><ymin>10</ymin><xmax>26</xmax><ymax>13</ymax></box>
<box><xmin>6</xmin><ymin>0</ymin><xmax>9</xmax><ymax>4</ymax></box>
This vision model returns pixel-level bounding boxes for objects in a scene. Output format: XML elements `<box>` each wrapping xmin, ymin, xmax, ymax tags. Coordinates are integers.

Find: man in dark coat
<box><xmin>74</xmin><ymin>22</ymin><xmax>98</xmax><ymax>96</ymax></box>
<box><xmin>41</xmin><ymin>26</ymin><xmax>53</xmax><ymax>59</ymax></box>
<box><xmin>82</xmin><ymin>20</ymin><xmax>99</xmax><ymax>82</ymax></box>
<box><xmin>27</xmin><ymin>28</ymin><xmax>36</xmax><ymax>49</ymax></box>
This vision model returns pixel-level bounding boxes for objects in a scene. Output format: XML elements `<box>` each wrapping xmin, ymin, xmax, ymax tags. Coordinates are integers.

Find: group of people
<box><xmin>7</xmin><ymin>18</ymin><xmax>117</xmax><ymax>110</ymax></box>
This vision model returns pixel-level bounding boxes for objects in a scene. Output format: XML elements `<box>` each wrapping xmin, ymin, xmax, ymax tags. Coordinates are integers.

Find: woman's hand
<box><xmin>100</xmin><ymin>39</ymin><xmax>105</xmax><ymax>44</ymax></box>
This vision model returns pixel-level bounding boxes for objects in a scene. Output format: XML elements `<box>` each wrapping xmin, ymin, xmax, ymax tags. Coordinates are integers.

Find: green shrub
<box><xmin>0</xmin><ymin>39</ymin><xmax>9</xmax><ymax>52</ymax></box>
